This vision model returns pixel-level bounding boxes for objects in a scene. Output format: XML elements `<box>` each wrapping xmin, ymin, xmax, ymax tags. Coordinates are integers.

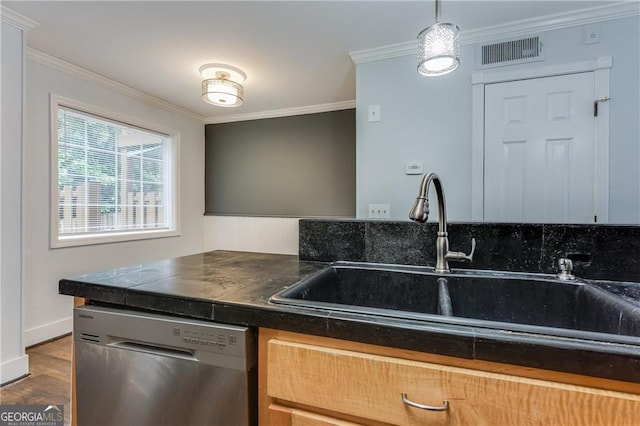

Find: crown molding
<box><xmin>349</xmin><ymin>1</ymin><xmax>640</xmax><ymax>64</ymax></box>
<box><xmin>349</xmin><ymin>40</ymin><xmax>416</xmax><ymax>65</ymax></box>
<box><xmin>1</xmin><ymin>6</ymin><xmax>39</xmax><ymax>31</ymax></box>
<box><xmin>462</xmin><ymin>1</ymin><xmax>639</xmax><ymax>45</ymax></box>
<box><xmin>27</xmin><ymin>48</ymin><xmax>203</xmax><ymax>123</ymax></box>
<box><xmin>204</xmin><ymin>100</ymin><xmax>356</xmax><ymax>124</ymax></box>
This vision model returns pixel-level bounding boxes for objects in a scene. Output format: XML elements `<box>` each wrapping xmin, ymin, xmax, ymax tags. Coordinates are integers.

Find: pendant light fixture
<box><xmin>417</xmin><ymin>0</ymin><xmax>460</xmax><ymax>76</ymax></box>
<box><xmin>200</xmin><ymin>63</ymin><xmax>246</xmax><ymax>107</ymax></box>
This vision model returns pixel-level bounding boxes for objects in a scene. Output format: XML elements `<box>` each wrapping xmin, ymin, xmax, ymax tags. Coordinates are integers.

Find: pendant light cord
<box><xmin>435</xmin><ymin>0</ymin><xmax>441</xmax><ymax>23</ymax></box>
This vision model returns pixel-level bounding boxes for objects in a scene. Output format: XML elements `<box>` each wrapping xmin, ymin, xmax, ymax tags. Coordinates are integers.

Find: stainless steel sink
<box><xmin>270</xmin><ymin>262</ymin><xmax>640</xmax><ymax>341</ymax></box>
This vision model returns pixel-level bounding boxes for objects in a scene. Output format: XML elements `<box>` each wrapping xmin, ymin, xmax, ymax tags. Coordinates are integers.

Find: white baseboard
<box><xmin>24</xmin><ymin>316</ymin><xmax>73</xmax><ymax>347</ymax></box>
<box><xmin>1</xmin><ymin>354</ymin><xmax>29</xmax><ymax>385</ymax></box>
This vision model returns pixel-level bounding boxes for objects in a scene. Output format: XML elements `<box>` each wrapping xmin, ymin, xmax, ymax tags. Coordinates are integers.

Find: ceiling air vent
<box><xmin>477</xmin><ymin>35</ymin><xmax>544</xmax><ymax>69</ymax></box>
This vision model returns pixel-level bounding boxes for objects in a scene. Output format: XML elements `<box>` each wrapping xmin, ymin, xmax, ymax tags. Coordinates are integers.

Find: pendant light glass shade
<box><xmin>202</xmin><ymin>78</ymin><xmax>244</xmax><ymax>107</ymax></box>
<box><xmin>417</xmin><ymin>22</ymin><xmax>460</xmax><ymax>76</ymax></box>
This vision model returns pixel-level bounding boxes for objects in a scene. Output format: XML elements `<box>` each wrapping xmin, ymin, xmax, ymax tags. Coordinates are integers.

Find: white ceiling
<box><xmin>4</xmin><ymin>1</ymin><xmax>625</xmax><ymax>121</ymax></box>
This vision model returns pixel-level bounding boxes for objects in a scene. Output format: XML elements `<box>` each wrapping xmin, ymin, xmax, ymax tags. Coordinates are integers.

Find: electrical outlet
<box><xmin>368</xmin><ymin>203</ymin><xmax>390</xmax><ymax>219</ymax></box>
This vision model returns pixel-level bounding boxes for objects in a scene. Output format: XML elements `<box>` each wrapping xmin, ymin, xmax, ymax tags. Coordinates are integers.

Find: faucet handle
<box><xmin>445</xmin><ymin>238</ymin><xmax>476</xmax><ymax>263</ymax></box>
<box><xmin>556</xmin><ymin>258</ymin><xmax>575</xmax><ymax>280</ymax></box>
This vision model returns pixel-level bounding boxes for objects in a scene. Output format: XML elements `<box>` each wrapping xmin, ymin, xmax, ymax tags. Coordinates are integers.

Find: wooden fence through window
<box><xmin>58</xmin><ymin>184</ymin><xmax>164</xmax><ymax>234</ymax></box>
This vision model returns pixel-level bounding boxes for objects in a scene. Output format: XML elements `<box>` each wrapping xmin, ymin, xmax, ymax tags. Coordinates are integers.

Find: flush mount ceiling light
<box><xmin>200</xmin><ymin>63</ymin><xmax>246</xmax><ymax>107</ymax></box>
<box><xmin>417</xmin><ymin>0</ymin><xmax>460</xmax><ymax>76</ymax></box>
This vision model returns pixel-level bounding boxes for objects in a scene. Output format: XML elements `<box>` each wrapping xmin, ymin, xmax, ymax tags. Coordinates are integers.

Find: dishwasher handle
<box><xmin>109</xmin><ymin>340</ymin><xmax>197</xmax><ymax>362</ymax></box>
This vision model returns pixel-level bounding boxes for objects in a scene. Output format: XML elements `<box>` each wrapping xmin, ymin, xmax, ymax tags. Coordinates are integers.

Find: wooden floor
<box><xmin>0</xmin><ymin>335</ymin><xmax>72</xmax><ymax>426</ymax></box>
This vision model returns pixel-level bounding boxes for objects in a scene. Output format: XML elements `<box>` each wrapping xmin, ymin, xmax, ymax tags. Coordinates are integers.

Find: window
<box><xmin>51</xmin><ymin>96</ymin><xmax>179</xmax><ymax>247</ymax></box>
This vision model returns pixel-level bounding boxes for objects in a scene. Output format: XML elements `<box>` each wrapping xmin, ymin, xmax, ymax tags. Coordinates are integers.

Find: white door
<box><xmin>484</xmin><ymin>72</ymin><xmax>596</xmax><ymax>223</ymax></box>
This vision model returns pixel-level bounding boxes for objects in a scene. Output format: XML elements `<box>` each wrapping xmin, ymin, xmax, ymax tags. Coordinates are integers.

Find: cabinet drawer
<box><xmin>269</xmin><ymin>404</ymin><xmax>363</xmax><ymax>426</ymax></box>
<box><xmin>267</xmin><ymin>339</ymin><xmax>640</xmax><ymax>426</ymax></box>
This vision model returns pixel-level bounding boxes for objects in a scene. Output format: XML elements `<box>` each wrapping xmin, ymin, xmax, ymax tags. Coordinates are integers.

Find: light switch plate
<box><xmin>368</xmin><ymin>105</ymin><xmax>381</xmax><ymax>122</ymax></box>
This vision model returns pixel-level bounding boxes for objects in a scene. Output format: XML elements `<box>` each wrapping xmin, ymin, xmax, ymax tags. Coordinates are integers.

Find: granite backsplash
<box><xmin>299</xmin><ymin>220</ymin><xmax>640</xmax><ymax>282</ymax></box>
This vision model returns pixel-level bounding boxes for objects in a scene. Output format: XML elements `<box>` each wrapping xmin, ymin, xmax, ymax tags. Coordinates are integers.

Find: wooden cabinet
<box><xmin>259</xmin><ymin>328</ymin><xmax>640</xmax><ymax>426</ymax></box>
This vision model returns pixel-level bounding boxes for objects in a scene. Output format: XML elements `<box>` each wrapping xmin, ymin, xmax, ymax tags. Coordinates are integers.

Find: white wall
<box><xmin>356</xmin><ymin>16</ymin><xmax>640</xmax><ymax>223</ymax></box>
<box><xmin>1</xmin><ymin>19</ymin><xmax>29</xmax><ymax>384</ymax></box>
<box><xmin>22</xmin><ymin>58</ymin><xmax>205</xmax><ymax>345</ymax></box>
<box><xmin>203</xmin><ymin>216</ymin><xmax>299</xmax><ymax>255</ymax></box>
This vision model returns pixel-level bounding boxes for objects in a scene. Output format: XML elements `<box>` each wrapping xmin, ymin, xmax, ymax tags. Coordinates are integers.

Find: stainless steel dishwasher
<box><xmin>73</xmin><ymin>305</ymin><xmax>257</xmax><ymax>426</ymax></box>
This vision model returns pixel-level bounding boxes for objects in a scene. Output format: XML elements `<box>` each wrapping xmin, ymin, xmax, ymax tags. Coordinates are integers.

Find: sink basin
<box><xmin>270</xmin><ymin>262</ymin><xmax>640</xmax><ymax>341</ymax></box>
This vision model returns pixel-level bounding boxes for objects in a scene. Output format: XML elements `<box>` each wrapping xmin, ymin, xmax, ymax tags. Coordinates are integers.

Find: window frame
<box><xmin>50</xmin><ymin>94</ymin><xmax>181</xmax><ymax>248</ymax></box>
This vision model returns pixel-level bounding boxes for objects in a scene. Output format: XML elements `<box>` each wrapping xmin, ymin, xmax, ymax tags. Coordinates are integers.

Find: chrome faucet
<box><xmin>409</xmin><ymin>172</ymin><xmax>476</xmax><ymax>273</ymax></box>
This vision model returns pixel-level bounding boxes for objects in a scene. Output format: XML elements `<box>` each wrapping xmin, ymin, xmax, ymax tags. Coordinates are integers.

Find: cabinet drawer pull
<box><xmin>401</xmin><ymin>393</ymin><xmax>449</xmax><ymax>411</ymax></box>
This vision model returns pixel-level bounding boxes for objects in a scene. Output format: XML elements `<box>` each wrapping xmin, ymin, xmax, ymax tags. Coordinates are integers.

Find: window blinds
<box><xmin>56</xmin><ymin>106</ymin><xmax>171</xmax><ymax>236</ymax></box>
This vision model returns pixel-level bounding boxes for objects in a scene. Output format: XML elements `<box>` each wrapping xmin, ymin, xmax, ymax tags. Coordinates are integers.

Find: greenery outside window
<box><xmin>51</xmin><ymin>96</ymin><xmax>179</xmax><ymax>247</ymax></box>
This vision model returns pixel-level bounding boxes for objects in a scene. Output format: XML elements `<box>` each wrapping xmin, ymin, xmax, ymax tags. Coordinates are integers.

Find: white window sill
<box><xmin>51</xmin><ymin>229</ymin><xmax>180</xmax><ymax>249</ymax></box>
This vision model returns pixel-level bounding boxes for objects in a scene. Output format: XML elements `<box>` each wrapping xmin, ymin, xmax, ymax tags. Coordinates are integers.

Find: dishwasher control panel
<box><xmin>179</xmin><ymin>327</ymin><xmax>237</xmax><ymax>349</ymax></box>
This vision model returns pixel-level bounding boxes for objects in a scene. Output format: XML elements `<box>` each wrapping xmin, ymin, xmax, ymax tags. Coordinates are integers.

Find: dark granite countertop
<box><xmin>59</xmin><ymin>250</ymin><xmax>640</xmax><ymax>384</ymax></box>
